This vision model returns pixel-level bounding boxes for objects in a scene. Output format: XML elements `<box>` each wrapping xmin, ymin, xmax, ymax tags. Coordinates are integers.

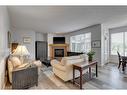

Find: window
<box><xmin>70</xmin><ymin>33</ymin><xmax>91</xmax><ymax>53</ymax></box>
<box><xmin>110</xmin><ymin>32</ymin><xmax>127</xmax><ymax>56</ymax></box>
<box><xmin>125</xmin><ymin>32</ymin><xmax>127</xmax><ymax>56</ymax></box>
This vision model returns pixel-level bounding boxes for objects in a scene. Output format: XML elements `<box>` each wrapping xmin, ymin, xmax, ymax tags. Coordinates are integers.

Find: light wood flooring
<box><xmin>5</xmin><ymin>63</ymin><xmax>127</xmax><ymax>89</ymax></box>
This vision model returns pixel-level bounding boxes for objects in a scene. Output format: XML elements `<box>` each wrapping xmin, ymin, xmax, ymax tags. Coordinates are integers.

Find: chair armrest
<box><xmin>52</xmin><ymin>62</ymin><xmax>66</xmax><ymax>72</ymax></box>
<box><xmin>51</xmin><ymin>59</ymin><xmax>66</xmax><ymax>72</ymax></box>
<box><xmin>12</xmin><ymin>65</ymin><xmax>37</xmax><ymax>75</ymax></box>
<box><xmin>13</xmin><ymin>67</ymin><xmax>28</xmax><ymax>72</ymax></box>
<box><xmin>51</xmin><ymin>59</ymin><xmax>60</xmax><ymax>66</ymax></box>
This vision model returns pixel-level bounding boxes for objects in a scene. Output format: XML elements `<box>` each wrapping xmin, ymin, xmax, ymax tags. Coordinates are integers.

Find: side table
<box><xmin>73</xmin><ymin>61</ymin><xmax>98</xmax><ymax>89</ymax></box>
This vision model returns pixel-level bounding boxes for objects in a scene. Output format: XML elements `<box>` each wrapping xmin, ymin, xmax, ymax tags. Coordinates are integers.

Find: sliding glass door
<box><xmin>111</xmin><ymin>32</ymin><xmax>124</xmax><ymax>55</ymax></box>
<box><xmin>110</xmin><ymin>32</ymin><xmax>127</xmax><ymax>56</ymax></box>
<box><xmin>125</xmin><ymin>32</ymin><xmax>127</xmax><ymax>56</ymax></box>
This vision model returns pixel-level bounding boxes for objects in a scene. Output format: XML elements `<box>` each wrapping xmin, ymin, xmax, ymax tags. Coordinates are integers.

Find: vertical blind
<box><xmin>110</xmin><ymin>32</ymin><xmax>127</xmax><ymax>56</ymax></box>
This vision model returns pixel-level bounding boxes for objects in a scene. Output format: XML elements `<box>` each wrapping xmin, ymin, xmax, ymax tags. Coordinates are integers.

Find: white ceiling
<box><xmin>8</xmin><ymin>6</ymin><xmax>127</xmax><ymax>33</ymax></box>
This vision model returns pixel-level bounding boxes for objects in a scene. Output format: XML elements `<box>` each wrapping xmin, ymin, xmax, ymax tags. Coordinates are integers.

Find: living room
<box><xmin>1</xmin><ymin>6</ymin><xmax>127</xmax><ymax>90</ymax></box>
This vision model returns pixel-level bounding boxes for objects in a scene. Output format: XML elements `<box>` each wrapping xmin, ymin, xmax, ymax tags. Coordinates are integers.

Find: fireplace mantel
<box><xmin>49</xmin><ymin>44</ymin><xmax>69</xmax><ymax>60</ymax></box>
<box><xmin>49</xmin><ymin>44</ymin><xmax>69</xmax><ymax>47</ymax></box>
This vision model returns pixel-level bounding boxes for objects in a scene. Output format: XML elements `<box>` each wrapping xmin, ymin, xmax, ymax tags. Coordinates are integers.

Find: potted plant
<box><xmin>87</xmin><ymin>50</ymin><xmax>95</xmax><ymax>61</ymax></box>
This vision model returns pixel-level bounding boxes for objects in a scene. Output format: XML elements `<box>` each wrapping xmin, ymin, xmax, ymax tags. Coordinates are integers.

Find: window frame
<box><xmin>109</xmin><ymin>31</ymin><xmax>126</xmax><ymax>56</ymax></box>
<box><xmin>70</xmin><ymin>32</ymin><xmax>91</xmax><ymax>53</ymax></box>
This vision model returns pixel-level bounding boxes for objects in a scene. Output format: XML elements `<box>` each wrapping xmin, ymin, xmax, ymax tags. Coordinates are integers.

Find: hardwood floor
<box><xmin>5</xmin><ymin>63</ymin><xmax>127</xmax><ymax>89</ymax></box>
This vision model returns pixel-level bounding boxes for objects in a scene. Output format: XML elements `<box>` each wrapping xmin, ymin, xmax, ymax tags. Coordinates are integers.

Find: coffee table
<box><xmin>73</xmin><ymin>60</ymin><xmax>98</xmax><ymax>89</ymax></box>
<box><xmin>40</xmin><ymin>57</ymin><xmax>51</xmax><ymax>67</ymax></box>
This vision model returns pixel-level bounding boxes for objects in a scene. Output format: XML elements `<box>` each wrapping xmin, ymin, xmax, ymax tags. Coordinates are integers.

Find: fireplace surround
<box><xmin>49</xmin><ymin>44</ymin><xmax>69</xmax><ymax>60</ymax></box>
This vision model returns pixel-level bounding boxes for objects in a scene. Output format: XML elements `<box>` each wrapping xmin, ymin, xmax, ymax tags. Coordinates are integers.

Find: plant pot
<box><xmin>88</xmin><ymin>56</ymin><xmax>93</xmax><ymax>61</ymax></box>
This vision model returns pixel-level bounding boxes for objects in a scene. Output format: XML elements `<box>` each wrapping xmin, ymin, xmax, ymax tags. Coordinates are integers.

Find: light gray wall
<box><xmin>11</xmin><ymin>29</ymin><xmax>36</xmax><ymax>59</ymax></box>
<box><xmin>36</xmin><ymin>32</ymin><xmax>47</xmax><ymax>41</ymax></box>
<box><xmin>0</xmin><ymin>7</ymin><xmax>10</xmax><ymax>89</ymax></box>
<box><xmin>65</xmin><ymin>24</ymin><xmax>102</xmax><ymax>64</ymax></box>
<box><xmin>11</xmin><ymin>30</ymin><xmax>47</xmax><ymax>59</ymax></box>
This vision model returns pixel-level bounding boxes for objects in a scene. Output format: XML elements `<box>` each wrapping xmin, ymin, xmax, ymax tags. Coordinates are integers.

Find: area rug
<box><xmin>30</xmin><ymin>71</ymin><xmax>79</xmax><ymax>89</ymax></box>
<box><xmin>30</xmin><ymin>69</ymin><xmax>100</xmax><ymax>89</ymax></box>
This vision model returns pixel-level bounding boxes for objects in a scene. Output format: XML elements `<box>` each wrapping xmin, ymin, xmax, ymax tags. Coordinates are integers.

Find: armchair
<box><xmin>12</xmin><ymin>65</ymin><xmax>38</xmax><ymax>89</ymax></box>
<box><xmin>7</xmin><ymin>56</ymin><xmax>38</xmax><ymax>89</ymax></box>
<box><xmin>51</xmin><ymin>55</ymin><xmax>88</xmax><ymax>81</ymax></box>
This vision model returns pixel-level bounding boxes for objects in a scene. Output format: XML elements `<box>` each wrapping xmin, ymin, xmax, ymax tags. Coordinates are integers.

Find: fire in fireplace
<box><xmin>54</xmin><ymin>49</ymin><xmax>64</xmax><ymax>57</ymax></box>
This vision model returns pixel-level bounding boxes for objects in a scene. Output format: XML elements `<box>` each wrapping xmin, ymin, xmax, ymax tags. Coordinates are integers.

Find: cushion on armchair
<box><xmin>9</xmin><ymin>57</ymin><xmax>22</xmax><ymax>68</ymax></box>
<box><xmin>60</xmin><ymin>55</ymin><xmax>83</xmax><ymax>66</ymax></box>
<box><xmin>65</xmin><ymin>56</ymin><xmax>81</xmax><ymax>60</ymax></box>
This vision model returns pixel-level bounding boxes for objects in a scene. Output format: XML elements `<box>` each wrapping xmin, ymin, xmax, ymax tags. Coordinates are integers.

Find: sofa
<box><xmin>51</xmin><ymin>54</ymin><xmax>88</xmax><ymax>82</ymax></box>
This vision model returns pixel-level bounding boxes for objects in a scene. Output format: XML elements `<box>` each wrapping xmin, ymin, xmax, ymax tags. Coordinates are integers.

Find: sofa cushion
<box><xmin>66</xmin><ymin>58</ymin><xmax>84</xmax><ymax>65</ymax></box>
<box><xmin>60</xmin><ymin>56</ymin><xmax>81</xmax><ymax>66</ymax></box>
<box><xmin>9</xmin><ymin>57</ymin><xmax>22</xmax><ymax>68</ymax></box>
<box><xmin>80</xmin><ymin>54</ymin><xmax>88</xmax><ymax>61</ymax></box>
<box><xmin>65</xmin><ymin>56</ymin><xmax>81</xmax><ymax>60</ymax></box>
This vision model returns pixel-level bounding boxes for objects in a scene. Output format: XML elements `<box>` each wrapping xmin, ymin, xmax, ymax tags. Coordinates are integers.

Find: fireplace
<box><xmin>54</xmin><ymin>49</ymin><xmax>64</xmax><ymax>57</ymax></box>
<box><xmin>49</xmin><ymin>44</ymin><xmax>68</xmax><ymax>60</ymax></box>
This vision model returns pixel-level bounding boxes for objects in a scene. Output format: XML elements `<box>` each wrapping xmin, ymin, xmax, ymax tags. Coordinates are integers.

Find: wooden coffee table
<box><xmin>73</xmin><ymin>60</ymin><xmax>98</xmax><ymax>89</ymax></box>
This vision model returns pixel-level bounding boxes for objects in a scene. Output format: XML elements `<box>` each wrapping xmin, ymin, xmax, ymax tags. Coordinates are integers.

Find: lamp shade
<box><xmin>13</xmin><ymin>45</ymin><xmax>30</xmax><ymax>56</ymax></box>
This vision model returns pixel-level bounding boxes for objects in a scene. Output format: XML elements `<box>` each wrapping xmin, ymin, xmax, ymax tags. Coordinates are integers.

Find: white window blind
<box><xmin>70</xmin><ymin>33</ymin><xmax>91</xmax><ymax>53</ymax></box>
<box><xmin>110</xmin><ymin>32</ymin><xmax>127</xmax><ymax>56</ymax></box>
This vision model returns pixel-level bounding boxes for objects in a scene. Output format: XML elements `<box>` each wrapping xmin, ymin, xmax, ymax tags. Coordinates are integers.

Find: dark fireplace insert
<box><xmin>54</xmin><ymin>49</ymin><xmax>64</xmax><ymax>57</ymax></box>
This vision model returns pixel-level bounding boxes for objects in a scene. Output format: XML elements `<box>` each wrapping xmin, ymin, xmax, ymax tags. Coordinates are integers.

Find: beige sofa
<box><xmin>51</xmin><ymin>54</ymin><xmax>88</xmax><ymax>82</ymax></box>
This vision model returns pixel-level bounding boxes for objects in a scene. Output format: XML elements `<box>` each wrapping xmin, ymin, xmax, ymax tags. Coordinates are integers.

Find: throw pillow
<box><xmin>60</xmin><ymin>57</ymin><xmax>67</xmax><ymax>66</ymax></box>
<box><xmin>33</xmin><ymin>60</ymin><xmax>42</xmax><ymax>67</ymax></box>
<box><xmin>80</xmin><ymin>54</ymin><xmax>88</xmax><ymax>61</ymax></box>
<box><xmin>9</xmin><ymin>57</ymin><xmax>22</xmax><ymax>68</ymax></box>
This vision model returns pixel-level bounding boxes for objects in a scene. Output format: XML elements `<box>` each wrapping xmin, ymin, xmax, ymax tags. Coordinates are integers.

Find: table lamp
<box><xmin>13</xmin><ymin>45</ymin><xmax>30</xmax><ymax>63</ymax></box>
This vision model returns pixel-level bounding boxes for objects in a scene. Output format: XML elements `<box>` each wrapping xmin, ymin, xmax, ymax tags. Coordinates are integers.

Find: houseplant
<box><xmin>87</xmin><ymin>50</ymin><xmax>95</xmax><ymax>61</ymax></box>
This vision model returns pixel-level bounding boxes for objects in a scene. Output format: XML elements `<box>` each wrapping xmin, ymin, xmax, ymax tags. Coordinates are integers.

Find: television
<box><xmin>53</xmin><ymin>37</ymin><xmax>65</xmax><ymax>44</ymax></box>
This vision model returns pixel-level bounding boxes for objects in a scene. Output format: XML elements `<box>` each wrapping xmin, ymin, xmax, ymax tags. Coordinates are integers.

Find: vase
<box><xmin>88</xmin><ymin>56</ymin><xmax>93</xmax><ymax>61</ymax></box>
